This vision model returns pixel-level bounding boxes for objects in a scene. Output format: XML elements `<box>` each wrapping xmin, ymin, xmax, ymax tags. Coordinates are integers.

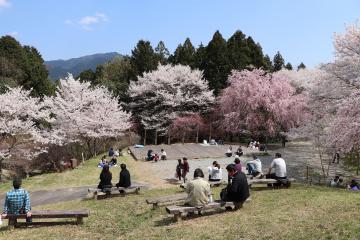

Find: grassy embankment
<box><xmin>0</xmin><ymin>152</ymin><xmax>360</xmax><ymax>239</ymax></box>
<box><xmin>0</xmin><ymin>153</ymin><xmax>135</xmax><ymax>193</ymax></box>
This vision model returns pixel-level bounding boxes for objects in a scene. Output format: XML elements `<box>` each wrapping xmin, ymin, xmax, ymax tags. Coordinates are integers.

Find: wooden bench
<box><xmin>180</xmin><ymin>180</ymin><xmax>224</xmax><ymax>189</ymax></box>
<box><xmin>3</xmin><ymin>210</ymin><xmax>89</xmax><ymax>227</ymax></box>
<box><xmin>248</xmin><ymin>178</ymin><xmax>296</xmax><ymax>188</ymax></box>
<box><xmin>146</xmin><ymin>193</ymin><xmax>188</xmax><ymax>209</ymax></box>
<box><xmin>166</xmin><ymin>200</ymin><xmax>240</xmax><ymax>222</ymax></box>
<box><xmin>88</xmin><ymin>186</ymin><xmax>141</xmax><ymax>200</ymax></box>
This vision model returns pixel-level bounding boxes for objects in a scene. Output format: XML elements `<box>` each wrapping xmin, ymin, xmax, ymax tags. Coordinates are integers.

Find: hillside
<box><xmin>45</xmin><ymin>52</ymin><xmax>122</xmax><ymax>80</ymax></box>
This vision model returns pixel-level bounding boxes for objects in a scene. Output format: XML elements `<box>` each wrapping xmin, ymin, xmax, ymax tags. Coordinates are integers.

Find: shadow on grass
<box><xmin>164</xmin><ymin>178</ymin><xmax>183</xmax><ymax>186</ymax></box>
<box><xmin>154</xmin><ymin>208</ymin><xmax>234</xmax><ymax>226</ymax></box>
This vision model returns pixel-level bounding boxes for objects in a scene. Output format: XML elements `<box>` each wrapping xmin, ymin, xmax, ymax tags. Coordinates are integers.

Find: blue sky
<box><xmin>0</xmin><ymin>0</ymin><xmax>359</xmax><ymax>67</ymax></box>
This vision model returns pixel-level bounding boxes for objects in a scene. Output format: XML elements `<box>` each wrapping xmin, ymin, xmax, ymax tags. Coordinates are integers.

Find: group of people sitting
<box><xmin>184</xmin><ymin>165</ymin><xmax>250</xmax><ymax>210</ymax></box>
<box><xmin>97</xmin><ymin>163</ymin><xmax>131</xmax><ymax>190</ymax></box>
<box><xmin>225</xmin><ymin>145</ymin><xmax>243</xmax><ymax>157</ymax></box>
<box><xmin>248</xmin><ymin>141</ymin><xmax>260</xmax><ymax>149</ymax></box>
<box><xmin>146</xmin><ymin>149</ymin><xmax>167</xmax><ymax>161</ymax></box>
<box><xmin>329</xmin><ymin>176</ymin><xmax>359</xmax><ymax>191</ymax></box>
<box><xmin>98</xmin><ymin>147</ymin><xmax>121</xmax><ymax>168</ymax></box>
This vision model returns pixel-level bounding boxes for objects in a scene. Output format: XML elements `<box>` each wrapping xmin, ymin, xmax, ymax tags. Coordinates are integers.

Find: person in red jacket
<box><xmin>182</xmin><ymin>157</ymin><xmax>190</xmax><ymax>183</ymax></box>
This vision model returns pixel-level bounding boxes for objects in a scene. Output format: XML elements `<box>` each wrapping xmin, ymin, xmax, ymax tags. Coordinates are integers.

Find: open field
<box><xmin>1</xmin><ymin>185</ymin><xmax>359</xmax><ymax>240</ymax></box>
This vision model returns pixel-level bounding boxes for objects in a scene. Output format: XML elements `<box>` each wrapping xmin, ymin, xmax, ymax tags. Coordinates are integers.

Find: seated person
<box><xmin>330</xmin><ymin>176</ymin><xmax>340</xmax><ymax>187</ymax></box>
<box><xmin>246</xmin><ymin>155</ymin><xmax>263</xmax><ymax>177</ymax></box>
<box><xmin>348</xmin><ymin>179</ymin><xmax>360</xmax><ymax>191</ymax></box>
<box><xmin>98</xmin><ymin>155</ymin><xmax>107</xmax><ymax>168</ymax></box>
<box><xmin>221</xmin><ymin>164</ymin><xmax>250</xmax><ymax>209</ymax></box>
<box><xmin>153</xmin><ymin>153</ymin><xmax>159</xmax><ymax>162</ymax></box>
<box><xmin>97</xmin><ymin>165</ymin><xmax>112</xmax><ymax>190</ymax></box>
<box><xmin>108</xmin><ymin>147</ymin><xmax>115</xmax><ymax>157</ymax></box>
<box><xmin>114</xmin><ymin>150</ymin><xmax>120</xmax><ymax>157</ymax></box>
<box><xmin>116</xmin><ymin>164</ymin><xmax>131</xmax><ymax>189</ymax></box>
<box><xmin>147</xmin><ymin>149</ymin><xmax>154</xmax><ymax>161</ymax></box>
<box><xmin>185</xmin><ymin>168</ymin><xmax>211</xmax><ymax>207</ymax></box>
<box><xmin>235</xmin><ymin>146</ymin><xmax>243</xmax><ymax>156</ymax></box>
<box><xmin>109</xmin><ymin>157</ymin><xmax>117</xmax><ymax>166</ymax></box>
<box><xmin>255</xmin><ymin>141</ymin><xmax>260</xmax><ymax>149</ymax></box>
<box><xmin>266</xmin><ymin>153</ymin><xmax>287</xmax><ymax>180</ymax></box>
<box><xmin>203</xmin><ymin>139</ymin><xmax>208</xmax><ymax>145</ymax></box>
<box><xmin>2</xmin><ymin>178</ymin><xmax>32</xmax><ymax>223</ymax></box>
<box><xmin>234</xmin><ymin>158</ymin><xmax>242</xmax><ymax>172</ymax></box>
<box><xmin>160</xmin><ymin>149</ymin><xmax>167</xmax><ymax>160</ymax></box>
<box><xmin>210</xmin><ymin>139</ymin><xmax>217</xmax><ymax>145</ymax></box>
<box><xmin>248</xmin><ymin>141</ymin><xmax>254</xmax><ymax>148</ymax></box>
<box><xmin>208</xmin><ymin>161</ymin><xmax>222</xmax><ymax>182</ymax></box>
<box><xmin>226</xmin><ymin>146</ymin><xmax>232</xmax><ymax>157</ymax></box>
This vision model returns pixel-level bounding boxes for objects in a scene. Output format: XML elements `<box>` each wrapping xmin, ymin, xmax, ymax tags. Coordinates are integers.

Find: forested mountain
<box><xmin>45</xmin><ymin>52</ymin><xmax>122</xmax><ymax>80</ymax></box>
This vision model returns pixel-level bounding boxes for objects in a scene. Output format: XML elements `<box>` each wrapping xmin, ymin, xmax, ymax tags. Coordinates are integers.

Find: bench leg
<box><xmin>8</xmin><ymin>217</ymin><xmax>17</xmax><ymax>228</ymax></box>
<box><xmin>135</xmin><ymin>187</ymin><xmax>140</xmax><ymax>194</ymax></box>
<box><xmin>152</xmin><ymin>203</ymin><xmax>158</xmax><ymax>210</ymax></box>
<box><xmin>173</xmin><ymin>213</ymin><xmax>182</xmax><ymax>222</ymax></box>
<box><xmin>234</xmin><ymin>202</ymin><xmax>243</xmax><ymax>211</ymax></box>
<box><xmin>76</xmin><ymin>217</ymin><xmax>84</xmax><ymax>225</ymax></box>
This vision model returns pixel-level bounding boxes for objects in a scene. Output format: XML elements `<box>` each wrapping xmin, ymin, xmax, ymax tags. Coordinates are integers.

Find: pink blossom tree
<box><xmin>47</xmin><ymin>74</ymin><xmax>131</xmax><ymax>156</ymax></box>
<box><xmin>0</xmin><ymin>87</ymin><xmax>57</xmax><ymax>180</ymax></box>
<box><xmin>169</xmin><ymin>114</ymin><xmax>204</xmax><ymax>144</ymax></box>
<box><xmin>219</xmin><ymin>69</ymin><xmax>307</xmax><ymax>139</ymax></box>
<box><xmin>128</xmin><ymin>64</ymin><xmax>214</xmax><ymax>144</ymax></box>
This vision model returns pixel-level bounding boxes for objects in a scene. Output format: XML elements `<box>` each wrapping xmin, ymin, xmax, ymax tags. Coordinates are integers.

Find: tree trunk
<box><xmin>93</xmin><ymin>139</ymin><xmax>97</xmax><ymax>157</ymax></box>
<box><xmin>209</xmin><ymin>123</ymin><xmax>212</xmax><ymax>142</ymax></box>
<box><xmin>128</xmin><ymin>128</ymin><xmax>132</xmax><ymax>146</ymax></box>
<box><xmin>196</xmin><ymin>125</ymin><xmax>199</xmax><ymax>144</ymax></box>
<box><xmin>357</xmin><ymin>151</ymin><xmax>360</xmax><ymax>176</ymax></box>
<box><xmin>155</xmin><ymin>129</ymin><xmax>158</xmax><ymax>145</ymax></box>
<box><xmin>182</xmin><ymin>132</ymin><xmax>185</xmax><ymax>144</ymax></box>
<box><xmin>168</xmin><ymin>131</ymin><xmax>171</xmax><ymax>145</ymax></box>
<box><xmin>144</xmin><ymin>129</ymin><xmax>147</xmax><ymax>146</ymax></box>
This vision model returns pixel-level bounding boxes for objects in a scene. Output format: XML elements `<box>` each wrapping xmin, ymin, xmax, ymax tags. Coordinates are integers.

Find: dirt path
<box><xmin>0</xmin><ymin>182</ymin><xmax>147</xmax><ymax>207</ymax></box>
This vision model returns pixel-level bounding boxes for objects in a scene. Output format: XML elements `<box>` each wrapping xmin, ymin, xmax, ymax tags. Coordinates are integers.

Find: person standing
<box><xmin>98</xmin><ymin>165</ymin><xmax>112</xmax><ymax>190</ymax></box>
<box><xmin>116</xmin><ymin>164</ymin><xmax>131</xmax><ymax>188</ymax></box>
<box><xmin>176</xmin><ymin>159</ymin><xmax>183</xmax><ymax>181</ymax></box>
<box><xmin>185</xmin><ymin>168</ymin><xmax>211</xmax><ymax>207</ymax></box>
<box><xmin>221</xmin><ymin>164</ymin><xmax>250</xmax><ymax>210</ymax></box>
<box><xmin>2</xmin><ymin>178</ymin><xmax>32</xmax><ymax>223</ymax></box>
<box><xmin>182</xmin><ymin>158</ymin><xmax>190</xmax><ymax>183</ymax></box>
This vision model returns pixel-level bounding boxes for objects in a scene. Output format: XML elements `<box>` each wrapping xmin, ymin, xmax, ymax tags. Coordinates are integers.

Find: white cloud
<box><xmin>77</xmin><ymin>12</ymin><xmax>108</xmax><ymax>30</ymax></box>
<box><xmin>0</xmin><ymin>0</ymin><xmax>10</xmax><ymax>8</ymax></box>
<box><xmin>64</xmin><ymin>19</ymin><xmax>73</xmax><ymax>25</ymax></box>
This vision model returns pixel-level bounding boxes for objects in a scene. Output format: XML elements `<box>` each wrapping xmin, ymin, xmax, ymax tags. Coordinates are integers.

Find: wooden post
<box><xmin>155</xmin><ymin>129</ymin><xmax>158</xmax><ymax>145</ymax></box>
<box><xmin>144</xmin><ymin>129</ymin><xmax>147</xmax><ymax>146</ymax></box>
<box><xmin>76</xmin><ymin>217</ymin><xmax>84</xmax><ymax>225</ymax></box>
<box><xmin>174</xmin><ymin>213</ymin><xmax>182</xmax><ymax>222</ymax></box>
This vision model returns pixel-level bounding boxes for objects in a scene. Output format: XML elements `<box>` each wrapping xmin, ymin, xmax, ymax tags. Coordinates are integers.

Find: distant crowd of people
<box><xmin>329</xmin><ymin>176</ymin><xmax>359</xmax><ymax>191</ymax></box>
<box><xmin>146</xmin><ymin>149</ymin><xmax>167</xmax><ymax>162</ymax></box>
<box><xmin>98</xmin><ymin>148</ymin><xmax>120</xmax><ymax>168</ymax></box>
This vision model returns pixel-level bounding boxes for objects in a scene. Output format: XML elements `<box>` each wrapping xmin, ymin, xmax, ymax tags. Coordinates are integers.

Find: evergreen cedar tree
<box><xmin>0</xmin><ymin>36</ymin><xmax>54</xmax><ymax>96</ymax></box>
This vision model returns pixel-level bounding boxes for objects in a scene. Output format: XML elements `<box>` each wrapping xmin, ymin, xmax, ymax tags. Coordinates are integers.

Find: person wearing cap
<box><xmin>221</xmin><ymin>164</ymin><xmax>250</xmax><ymax>210</ymax></box>
<box><xmin>2</xmin><ymin>178</ymin><xmax>32</xmax><ymax>222</ymax></box>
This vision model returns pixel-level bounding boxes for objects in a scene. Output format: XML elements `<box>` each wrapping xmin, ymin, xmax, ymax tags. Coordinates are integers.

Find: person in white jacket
<box><xmin>208</xmin><ymin>161</ymin><xmax>222</xmax><ymax>182</ymax></box>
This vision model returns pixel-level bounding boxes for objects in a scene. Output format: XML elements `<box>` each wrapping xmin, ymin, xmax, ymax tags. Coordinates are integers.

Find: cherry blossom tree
<box><xmin>128</xmin><ymin>64</ymin><xmax>214</xmax><ymax>144</ymax></box>
<box><xmin>0</xmin><ymin>87</ymin><xmax>57</xmax><ymax>180</ymax></box>
<box><xmin>219</xmin><ymin>69</ymin><xmax>307</xmax><ymax>139</ymax></box>
<box><xmin>47</xmin><ymin>74</ymin><xmax>131</xmax><ymax>156</ymax></box>
<box><xmin>169</xmin><ymin>114</ymin><xmax>204</xmax><ymax>144</ymax></box>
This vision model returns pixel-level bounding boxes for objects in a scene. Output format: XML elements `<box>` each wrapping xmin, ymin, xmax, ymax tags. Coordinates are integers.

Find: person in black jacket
<box><xmin>116</xmin><ymin>164</ymin><xmax>131</xmax><ymax>188</ymax></box>
<box><xmin>221</xmin><ymin>164</ymin><xmax>250</xmax><ymax>210</ymax></box>
<box><xmin>98</xmin><ymin>165</ymin><xmax>112</xmax><ymax>190</ymax></box>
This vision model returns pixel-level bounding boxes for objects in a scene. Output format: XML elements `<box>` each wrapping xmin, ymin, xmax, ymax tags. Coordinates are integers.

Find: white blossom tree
<box><xmin>46</xmin><ymin>74</ymin><xmax>131</xmax><ymax>156</ymax></box>
<box><xmin>0</xmin><ymin>87</ymin><xmax>58</xmax><ymax>180</ymax></box>
<box><xmin>128</xmin><ymin>64</ymin><xmax>214</xmax><ymax>144</ymax></box>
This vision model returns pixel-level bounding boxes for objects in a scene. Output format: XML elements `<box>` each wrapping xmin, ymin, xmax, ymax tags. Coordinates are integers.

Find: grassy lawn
<box><xmin>0</xmin><ymin>185</ymin><xmax>359</xmax><ymax>240</ymax></box>
<box><xmin>0</xmin><ymin>152</ymin><xmax>137</xmax><ymax>194</ymax></box>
